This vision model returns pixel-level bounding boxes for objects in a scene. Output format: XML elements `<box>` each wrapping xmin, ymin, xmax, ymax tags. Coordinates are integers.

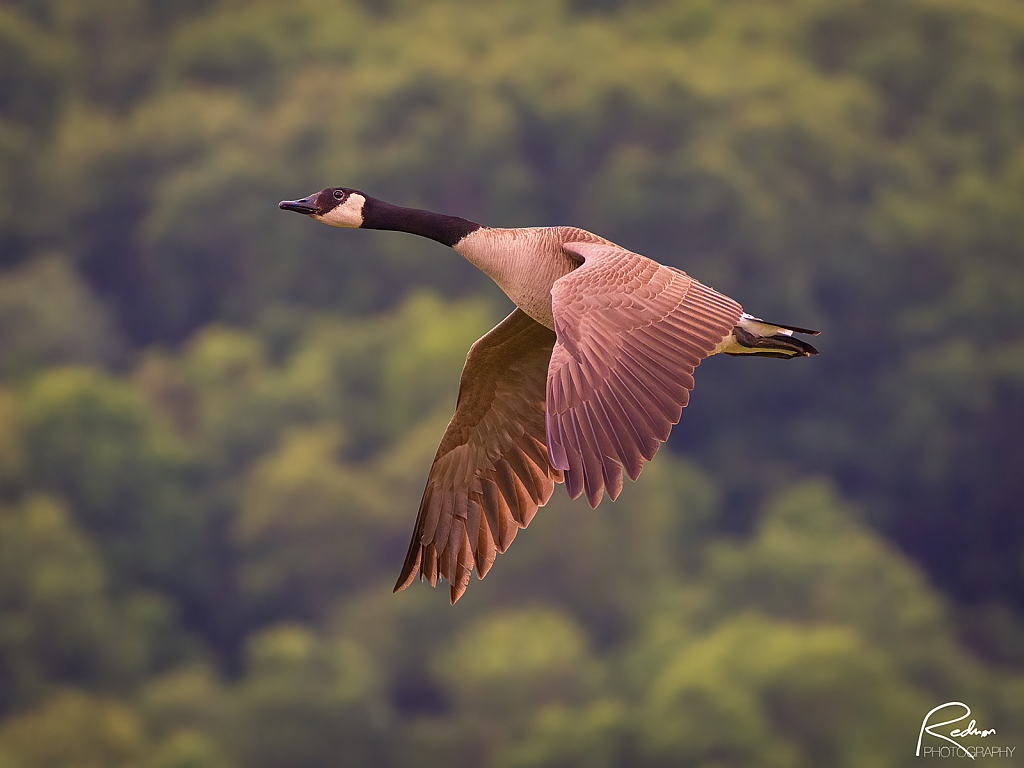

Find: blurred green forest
<box><xmin>1</xmin><ymin>0</ymin><xmax>1023</xmax><ymax>764</ymax></box>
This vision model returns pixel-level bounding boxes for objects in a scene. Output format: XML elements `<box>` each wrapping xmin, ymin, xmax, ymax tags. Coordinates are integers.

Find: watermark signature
<box><xmin>916</xmin><ymin>702</ymin><xmax>1014</xmax><ymax>760</ymax></box>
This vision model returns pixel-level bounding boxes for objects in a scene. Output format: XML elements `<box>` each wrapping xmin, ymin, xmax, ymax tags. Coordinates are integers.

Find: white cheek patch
<box><xmin>319</xmin><ymin>194</ymin><xmax>365</xmax><ymax>228</ymax></box>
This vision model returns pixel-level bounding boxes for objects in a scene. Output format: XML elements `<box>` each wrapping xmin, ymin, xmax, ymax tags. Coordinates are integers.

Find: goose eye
<box><xmin>334</xmin><ymin>190</ymin><xmax>345</xmax><ymax>200</ymax></box>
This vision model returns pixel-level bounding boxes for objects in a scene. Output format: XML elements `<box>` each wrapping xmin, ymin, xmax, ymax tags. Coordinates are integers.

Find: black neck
<box><xmin>360</xmin><ymin>198</ymin><xmax>481</xmax><ymax>247</ymax></box>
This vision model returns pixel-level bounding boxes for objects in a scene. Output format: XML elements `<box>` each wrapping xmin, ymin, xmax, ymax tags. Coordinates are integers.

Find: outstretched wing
<box><xmin>546</xmin><ymin>241</ymin><xmax>743</xmax><ymax>507</ymax></box>
<box><xmin>394</xmin><ymin>308</ymin><xmax>562</xmax><ymax>603</ymax></box>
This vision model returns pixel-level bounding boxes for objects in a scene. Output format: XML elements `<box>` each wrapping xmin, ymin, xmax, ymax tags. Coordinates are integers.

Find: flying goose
<box><xmin>279</xmin><ymin>188</ymin><xmax>819</xmax><ymax>602</ymax></box>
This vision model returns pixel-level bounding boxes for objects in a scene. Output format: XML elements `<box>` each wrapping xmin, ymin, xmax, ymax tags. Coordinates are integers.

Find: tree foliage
<box><xmin>0</xmin><ymin>0</ymin><xmax>1023</xmax><ymax>763</ymax></box>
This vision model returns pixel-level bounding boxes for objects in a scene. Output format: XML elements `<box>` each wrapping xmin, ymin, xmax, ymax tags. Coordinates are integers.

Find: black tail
<box><xmin>726</xmin><ymin>316</ymin><xmax>819</xmax><ymax>358</ymax></box>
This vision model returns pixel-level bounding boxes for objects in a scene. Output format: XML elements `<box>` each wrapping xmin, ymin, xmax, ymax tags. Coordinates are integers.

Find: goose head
<box><xmin>279</xmin><ymin>187</ymin><xmax>367</xmax><ymax>227</ymax></box>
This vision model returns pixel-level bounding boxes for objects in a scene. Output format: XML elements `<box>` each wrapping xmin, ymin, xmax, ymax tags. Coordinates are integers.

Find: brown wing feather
<box><xmin>546</xmin><ymin>241</ymin><xmax>743</xmax><ymax>507</ymax></box>
<box><xmin>393</xmin><ymin>308</ymin><xmax>562</xmax><ymax>603</ymax></box>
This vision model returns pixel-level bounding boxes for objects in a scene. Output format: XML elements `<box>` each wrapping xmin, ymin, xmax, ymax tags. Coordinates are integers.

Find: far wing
<box><xmin>546</xmin><ymin>241</ymin><xmax>742</xmax><ymax>507</ymax></box>
<box><xmin>394</xmin><ymin>308</ymin><xmax>562</xmax><ymax>603</ymax></box>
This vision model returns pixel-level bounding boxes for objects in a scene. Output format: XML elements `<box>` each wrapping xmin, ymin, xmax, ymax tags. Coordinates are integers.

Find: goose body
<box><xmin>280</xmin><ymin>188</ymin><xmax>819</xmax><ymax>602</ymax></box>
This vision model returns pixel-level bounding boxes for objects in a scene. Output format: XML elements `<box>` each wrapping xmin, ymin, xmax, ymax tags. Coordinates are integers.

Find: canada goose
<box><xmin>279</xmin><ymin>188</ymin><xmax>819</xmax><ymax>602</ymax></box>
